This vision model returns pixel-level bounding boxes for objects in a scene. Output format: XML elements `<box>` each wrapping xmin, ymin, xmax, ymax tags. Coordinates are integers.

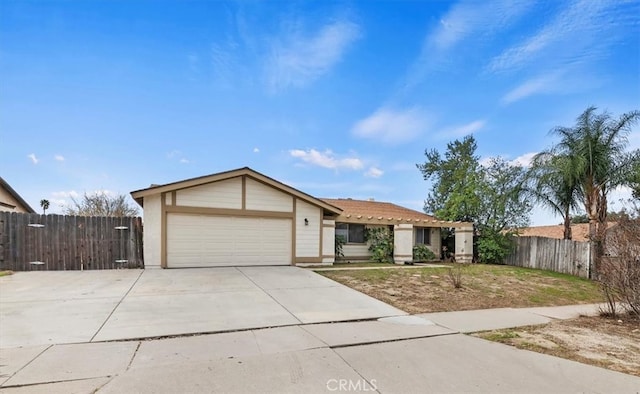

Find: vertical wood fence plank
<box><xmin>0</xmin><ymin>213</ymin><xmax>143</xmax><ymax>271</ymax></box>
<box><xmin>505</xmin><ymin>236</ymin><xmax>590</xmax><ymax>278</ymax></box>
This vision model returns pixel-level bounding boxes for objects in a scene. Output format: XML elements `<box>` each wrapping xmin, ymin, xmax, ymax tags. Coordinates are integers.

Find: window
<box><xmin>336</xmin><ymin>223</ymin><xmax>365</xmax><ymax>243</ymax></box>
<box><xmin>415</xmin><ymin>227</ymin><xmax>431</xmax><ymax>245</ymax></box>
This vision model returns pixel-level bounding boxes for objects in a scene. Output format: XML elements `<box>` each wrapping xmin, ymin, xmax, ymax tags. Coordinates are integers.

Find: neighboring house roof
<box><xmin>0</xmin><ymin>176</ymin><xmax>35</xmax><ymax>213</ymax></box>
<box><xmin>517</xmin><ymin>222</ymin><xmax>617</xmax><ymax>242</ymax></box>
<box><xmin>321</xmin><ymin>198</ymin><xmax>471</xmax><ymax>228</ymax></box>
<box><xmin>131</xmin><ymin>167</ymin><xmax>343</xmax><ymax>215</ymax></box>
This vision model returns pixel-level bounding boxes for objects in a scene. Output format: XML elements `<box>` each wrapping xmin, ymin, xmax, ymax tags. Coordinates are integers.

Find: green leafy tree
<box><xmin>65</xmin><ymin>192</ymin><xmax>139</xmax><ymax>217</ymax></box>
<box><xmin>570</xmin><ymin>214</ymin><xmax>589</xmax><ymax>224</ymax></box>
<box><xmin>417</xmin><ymin>135</ymin><xmax>483</xmax><ymax>222</ymax></box>
<box><xmin>629</xmin><ymin>160</ymin><xmax>640</xmax><ymax>200</ymax></box>
<box><xmin>478</xmin><ymin>157</ymin><xmax>531</xmax><ymax>232</ymax></box>
<box><xmin>40</xmin><ymin>199</ymin><xmax>50</xmax><ymax>215</ymax></box>
<box><xmin>417</xmin><ymin>135</ymin><xmax>531</xmax><ymax>263</ymax></box>
<box><xmin>545</xmin><ymin>107</ymin><xmax>640</xmax><ymax>273</ymax></box>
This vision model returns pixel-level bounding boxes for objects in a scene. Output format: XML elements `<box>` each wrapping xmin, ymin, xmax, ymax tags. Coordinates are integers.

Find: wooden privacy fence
<box><xmin>504</xmin><ymin>236</ymin><xmax>591</xmax><ymax>278</ymax></box>
<box><xmin>0</xmin><ymin>212</ymin><xmax>143</xmax><ymax>271</ymax></box>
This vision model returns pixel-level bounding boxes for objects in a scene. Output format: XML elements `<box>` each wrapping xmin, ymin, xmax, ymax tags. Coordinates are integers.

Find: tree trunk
<box><xmin>563</xmin><ymin>211</ymin><xmax>572</xmax><ymax>240</ymax></box>
<box><xmin>586</xmin><ymin>189</ymin><xmax>601</xmax><ymax>279</ymax></box>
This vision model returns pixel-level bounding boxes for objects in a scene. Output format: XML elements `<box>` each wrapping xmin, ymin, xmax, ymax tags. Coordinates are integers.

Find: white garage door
<box><xmin>166</xmin><ymin>214</ymin><xmax>292</xmax><ymax>267</ymax></box>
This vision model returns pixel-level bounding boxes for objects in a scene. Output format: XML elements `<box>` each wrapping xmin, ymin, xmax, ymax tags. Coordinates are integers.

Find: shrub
<box><xmin>598</xmin><ymin>216</ymin><xmax>640</xmax><ymax>318</ymax></box>
<box><xmin>335</xmin><ymin>235</ymin><xmax>346</xmax><ymax>258</ymax></box>
<box><xmin>413</xmin><ymin>244</ymin><xmax>436</xmax><ymax>261</ymax></box>
<box><xmin>365</xmin><ymin>227</ymin><xmax>394</xmax><ymax>263</ymax></box>
<box><xmin>477</xmin><ymin>229</ymin><xmax>515</xmax><ymax>264</ymax></box>
<box><xmin>447</xmin><ymin>264</ymin><xmax>465</xmax><ymax>289</ymax></box>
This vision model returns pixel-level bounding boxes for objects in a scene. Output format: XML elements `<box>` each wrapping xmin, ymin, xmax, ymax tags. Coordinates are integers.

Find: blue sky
<box><xmin>1</xmin><ymin>0</ymin><xmax>639</xmax><ymax>225</ymax></box>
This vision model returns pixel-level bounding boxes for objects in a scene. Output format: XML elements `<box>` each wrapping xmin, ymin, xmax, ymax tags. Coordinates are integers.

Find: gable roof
<box><xmin>0</xmin><ymin>176</ymin><xmax>35</xmax><ymax>213</ymax></box>
<box><xmin>321</xmin><ymin>198</ymin><xmax>471</xmax><ymax>228</ymax></box>
<box><xmin>130</xmin><ymin>167</ymin><xmax>342</xmax><ymax>215</ymax></box>
<box><xmin>517</xmin><ymin>222</ymin><xmax>617</xmax><ymax>242</ymax></box>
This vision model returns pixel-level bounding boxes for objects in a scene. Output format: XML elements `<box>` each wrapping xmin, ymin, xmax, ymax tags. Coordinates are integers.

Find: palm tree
<box><xmin>552</xmin><ymin>106</ymin><xmax>640</xmax><ymax>273</ymax></box>
<box><xmin>528</xmin><ymin>151</ymin><xmax>581</xmax><ymax>240</ymax></box>
<box><xmin>40</xmin><ymin>199</ymin><xmax>50</xmax><ymax>215</ymax></box>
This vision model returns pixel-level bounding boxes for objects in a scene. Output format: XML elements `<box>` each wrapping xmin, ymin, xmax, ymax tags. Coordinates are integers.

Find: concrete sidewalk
<box><xmin>2</xmin><ymin>303</ymin><xmax>638</xmax><ymax>393</ymax></box>
<box><xmin>418</xmin><ymin>303</ymin><xmax>604</xmax><ymax>333</ymax></box>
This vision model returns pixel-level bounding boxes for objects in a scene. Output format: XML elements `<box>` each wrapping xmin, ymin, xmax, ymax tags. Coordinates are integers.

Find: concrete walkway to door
<box><xmin>0</xmin><ymin>267</ymin><xmax>405</xmax><ymax>348</ymax></box>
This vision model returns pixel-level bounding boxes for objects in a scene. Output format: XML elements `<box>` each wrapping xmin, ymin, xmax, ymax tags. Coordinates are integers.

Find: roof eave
<box><xmin>130</xmin><ymin>167</ymin><xmax>342</xmax><ymax>215</ymax></box>
<box><xmin>0</xmin><ymin>177</ymin><xmax>36</xmax><ymax>213</ymax></box>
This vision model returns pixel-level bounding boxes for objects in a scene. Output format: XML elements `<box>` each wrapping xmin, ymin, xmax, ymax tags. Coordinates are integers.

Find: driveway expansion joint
<box><xmin>0</xmin><ymin>344</ymin><xmax>53</xmax><ymax>387</ymax></box>
<box><xmin>1</xmin><ymin>375</ymin><xmax>112</xmax><ymax>389</ymax></box>
<box><xmin>90</xmin><ymin>270</ymin><xmax>144</xmax><ymax>342</ymax></box>
<box><xmin>234</xmin><ymin>267</ymin><xmax>304</xmax><ymax>325</ymax></box>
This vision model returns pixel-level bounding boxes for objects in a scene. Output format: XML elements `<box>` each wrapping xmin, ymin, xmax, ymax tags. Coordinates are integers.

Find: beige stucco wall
<box><xmin>246</xmin><ymin>178</ymin><xmax>293</xmax><ymax>212</ymax></box>
<box><xmin>295</xmin><ymin>199</ymin><xmax>321</xmax><ymax>258</ymax></box>
<box><xmin>455</xmin><ymin>226</ymin><xmax>474</xmax><ymax>263</ymax></box>
<box><xmin>142</xmin><ymin>194</ymin><xmax>162</xmax><ymax>269</ymax></box>
<box><xmin>0</xmin><ymin>186</ymin><xmax>30</xmax><ymax>213</ymax></box>
<box><xmin>322</xmin><ymin>219</ymin><xmax>335</xmax><ymax>263</ymax></box>
<box><xmin>393</xmin><ymin>224</ymin><xmax>413</xmax><ymax>264</ymax></box>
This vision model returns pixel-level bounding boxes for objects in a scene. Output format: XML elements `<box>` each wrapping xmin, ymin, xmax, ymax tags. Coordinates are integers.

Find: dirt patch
<box><xmin>476</xmin><ymin>315</ymin><xmax>640</xmax><ymax>377</ymax></box>
<box><xmin>318</xmin><ymin>264</ymin><xmax>601</xmax><ymax>314</ymax></box>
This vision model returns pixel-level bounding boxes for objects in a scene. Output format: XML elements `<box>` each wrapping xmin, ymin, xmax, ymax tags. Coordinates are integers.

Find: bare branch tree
<box><xmin>64</xmin><ymin>192</ymin><xmax>139</xmax><ymax>217</ymax></box>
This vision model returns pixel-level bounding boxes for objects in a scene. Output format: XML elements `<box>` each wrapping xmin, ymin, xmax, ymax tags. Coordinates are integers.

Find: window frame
<box><xmin>415</xmin><ymin>227</ymin><xmax>431</xmax><ymax>245</ymax></box>
<box><xmin>336</xmin><ymin>223</ymin><xmax>366</xmax><ymax>244</ymax></box>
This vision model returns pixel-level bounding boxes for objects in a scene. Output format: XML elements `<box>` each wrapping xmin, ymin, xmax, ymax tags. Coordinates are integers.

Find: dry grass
<box><xmin>476</xmin><ymin>314</ymin><xmax>640</xmax><ymax>377</ymax></box>
<box><xmin>318</xmin><ymin>264</ymin><xmax>601</xmax><ymax>314</ymax></box>
<box><xmin>0</xmin><ymin>271</ymin><xmax>14</xmax><ymax>277</ymax></box>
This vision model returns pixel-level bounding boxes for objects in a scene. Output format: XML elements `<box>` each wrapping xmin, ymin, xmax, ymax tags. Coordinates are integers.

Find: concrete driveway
<box><xmin>0</xmin><ymin>267</ymin><xmax>404</xmax><ymax>348</ymax></box>
<box><xmin>3</xmin><ymin>269</ymin><xmax>640</xmax><ymax>392</ymax></box>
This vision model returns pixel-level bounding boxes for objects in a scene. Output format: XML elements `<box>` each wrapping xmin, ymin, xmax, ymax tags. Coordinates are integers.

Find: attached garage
<box><xmin>131</xmin><ymin>167</ymin><xmax>342</xmax><ymax>268</ymax></box>
<box><xmin>166</xmin><ymin>215</ymin><xmax>292</xmax><ymax>267</ymax></box>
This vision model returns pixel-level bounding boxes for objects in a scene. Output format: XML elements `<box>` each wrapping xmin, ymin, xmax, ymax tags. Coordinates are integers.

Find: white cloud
<box><xmin>91</xmin><ymin>189</ymin><xmax>115</xmax><ymax>196</ymax></box>
<box><xmin>168</xmin><ymin>150</ymin><xmax>190</xmax><ymax>164</ymax></box>
<box><xmin>510</xmin><ymin>152</ymin><xmax>538</xmax><ymax>167</ymax></box>
<box><xmin>487</xmin><ymin>0</ymin><xmax>635</xmax><ymax>74</ymax></box>
<box><xmin>364</xmin><ymin>167</ymin><xmax>384</xmax><ymax>178</ymax></box>
<box><xmin>167</xmin><ymin>150</ymin><xmax>181</xmax><ymax>159</ymax></box>
<box><xmin>27</xmin><ymin>153</ymin><xmax>38</xmax><ymax>164</ymax></box>
<box><xmin>403</xmin><ymin>0</ymin><xmax>531</xmax><ymax>88</ymax></box>
<box><xmin>428</xmin><ymin>0</ymin><xmax>532</xmax><ymax>51</ymax></box>
<box><xmin>50</xmin><ymin>199</ymin><xmax>68</xmax><ymax>208</ymax></box>
<box><xmin>437</xmin><ymin>120</ymin><xmax>485</xmax><ymax>139</ymax></box>
<box><xmin>501</xmin><ymin>73</ymin><xmax>562</xmax><ymax>104</ymax></box>
<box><xmin>289</xmin><ymin>149</ymin><xmax>363</xmax><ymax>170</ymax></box>
<box><xmin>54</xmin><ymin>155</ymin><xmax>65</xmax><ymax>162</ymax></box>
<box><xmin>266</xmin><ymin>19</ymin><xmax>361</xmax><ymax>92</ymax></box>
<box><xmin>628</xmin><ymin>131</ymin><xmax>640</xmax><ymax>151</ymax></box>
<box><xmin>351</xmin><ymin>106</ymin><xmax>430</xmax><ymax>144</ymax></box>
<box><xmin>479</xmin><ymin>157</ymin><xmax>494</xmax><ymax>168</ymax></box>
<box><xmin>52</xmin><ymin>190</ymin><xmax>79</xmax><ymax>199</ymax></box>
<box><xmin>253</xmin><ymin>147</ymin><xmax>260</xmax><ymax>153</ymax></box>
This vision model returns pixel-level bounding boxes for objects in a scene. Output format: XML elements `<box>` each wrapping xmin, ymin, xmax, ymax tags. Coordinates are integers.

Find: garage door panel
<box><xmin>167</xmin><ymin>214</ymin><xmax>291</xmax><ymax>267</ymax></box>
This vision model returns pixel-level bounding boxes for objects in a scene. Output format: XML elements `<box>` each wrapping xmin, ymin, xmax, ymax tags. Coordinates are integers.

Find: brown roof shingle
<box><xmin>321</xmin><ymin>198</ymin><xmax>470</xmax><ymax>227</ymax></box>
<box><xmin>517</xmin><ymin>222</ymin><xmax>617</xmax><ymax>242</ymax></box>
